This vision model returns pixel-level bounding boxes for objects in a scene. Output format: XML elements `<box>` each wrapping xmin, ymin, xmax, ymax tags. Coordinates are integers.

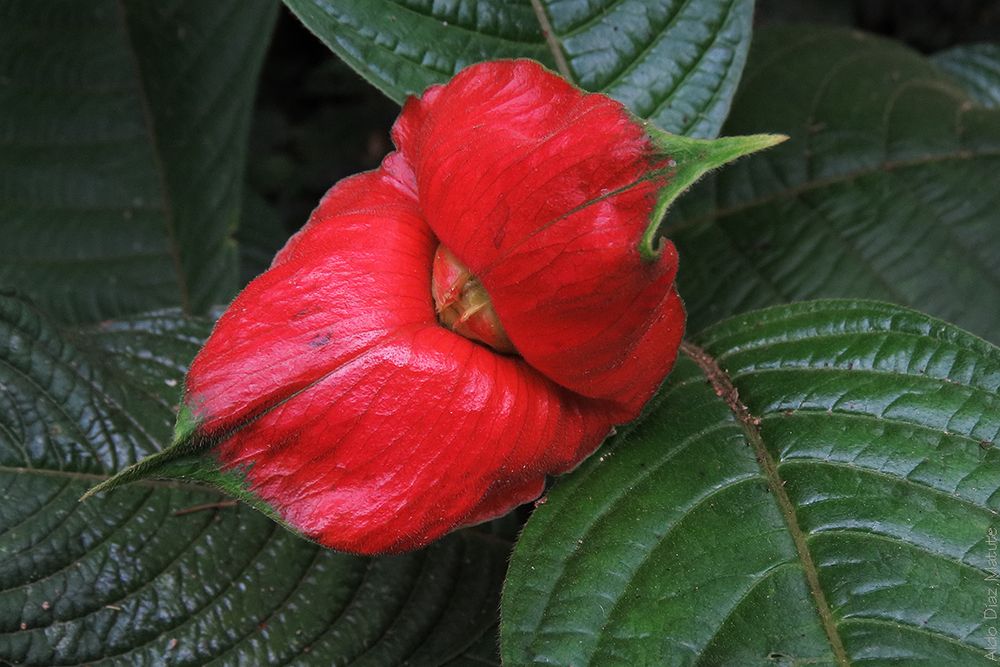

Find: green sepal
<box><xmin>640</xmin><ymin>128</ymin><xmax>787</xmax><ymax>259</ymax></box>
<box><xmin>80</xmin><ymin>400</ymin><xmax>212</xmax><ymax>501</ymax></box>
<box><xmin>80</xmin><ymin>395</ymin><xmax>291</xmax><ymax>531</ymax></box>
<box><xmin>149</xmin><ymin>455</ymin><xmax>286</xmax><ymax>527</ymax></box>
<box><xmin>173</xmin><ymin>402</ymin><xmax>200</xmax><ymax>444</ymax></box>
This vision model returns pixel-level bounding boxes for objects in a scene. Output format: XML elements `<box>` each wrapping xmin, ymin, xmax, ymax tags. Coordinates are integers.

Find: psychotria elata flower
<box><xmin>83</xmin><ymin>60</ymin><xmax>783</xmax><ymax>554</ymax></box>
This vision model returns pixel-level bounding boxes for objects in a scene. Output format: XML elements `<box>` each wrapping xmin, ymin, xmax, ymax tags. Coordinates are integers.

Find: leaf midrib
<box><xmin>679</xmin><ymin>340</ymin><xmax>850</xmax><ymax>666</ymax></box>
<box><xmin>529</xmin><ymin>0</ymin><xmax>572</xmax><ymax>80</ymax></box>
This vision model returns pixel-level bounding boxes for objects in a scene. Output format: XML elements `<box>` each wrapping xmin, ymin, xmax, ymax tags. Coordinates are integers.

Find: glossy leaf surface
<box><xmin>0</xmin><ymin>0</ymin><xmax>277</xmax><ymax>323</ymax></box>
<box><xmin>934</xmin><ymin>43</ymin><xmax>1000</xmax><ymax>109</ymax></box>
<box><xmin>667</xmin><ymin>28</ymin><xmax>1000</xmax><ymax>342</ymax></box>
<box><xmin>502</xmin><ymin>300</ymin><xmax>1000</xmax><ymax>665</ymax></box>
<box><xmin>0</xmin><ymin>293</ymin><xmax>506</xmax><ymax>665</ymax></box>
<box><xmin>281</xmin><ymin>0</ymin><xmax>753</xmax><ymax>138</ymax></box>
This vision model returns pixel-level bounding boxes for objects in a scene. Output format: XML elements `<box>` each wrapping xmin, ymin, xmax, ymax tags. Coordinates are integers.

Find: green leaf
<box><xmin>664</xmin><ymin>27</ymin><xmax>1000</xmax><ymax>342</ymax></box>
<box><xmin>281</xmin><ymin>0</ymin><xmax>754</xmax><ymax>138</ymax></box>
<box><xmin>0</xmin><ymin>292</ymin><xmax>506</xmax><ymax>665</ymax></box>
<box><xmin>501</xmin><ymin>299</ymin><xmax>1000</xmax><ymax>665</ymax></box>
<box><xmin>0</xmin><ymin>0</ymin><xmax>278</xmax><ymax>323</ymax></box>
<box><xmin>933</xmin><ymin>43</ymin><xmax>1000</xmax><ymax>109</ymax></box>
<box><xmin>236</xmin><ymin>190</ymin><xmax>289</xmax><ymax>285</ymax></box>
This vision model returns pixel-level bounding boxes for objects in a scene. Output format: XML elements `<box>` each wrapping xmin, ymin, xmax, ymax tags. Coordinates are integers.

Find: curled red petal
<box><xmin>184</xmin><ymin>153</ymin><xmax>613</xmax><ymax>554</ymax></box>
<box><xmin>393</xmin><ymin>60</ymin><xmax>684</xmax><ymax>418</ymax></box>
<box><xmin>215</xmin><ymin>326</ymin><xmax>610</xmax><ymax>554</ymax></box>
<box><xmin>185</xmin><ymin>154</ymin><xmax>429</xmax><ymax>433</ymax></box>
<box><xmin>166</xmin><ymin>60</ymin><xmax>690</xmax><ymax>555</ymax></box>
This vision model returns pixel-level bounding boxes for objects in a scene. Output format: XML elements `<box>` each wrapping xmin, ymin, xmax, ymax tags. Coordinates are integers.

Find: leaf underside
<box><xmin>502</xmin><ymin>299</ymin><xmax>1000</xmax><ymax>666</ymax></box>
<box><xmin>0</xmin><ymin>292</ymin><xmax>505</xmax><ymax>666</ymax></box>
<box><xmin>281</xmin><ymin>0</ymin><xmax>754</xmax><ymax>139</ymax></box>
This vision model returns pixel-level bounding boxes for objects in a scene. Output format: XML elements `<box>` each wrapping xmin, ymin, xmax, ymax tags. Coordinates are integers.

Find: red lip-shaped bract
<box><xmin>180</xmin><ymin>61</ymin><xmax>685</xmax><ymax>554</ymax></box>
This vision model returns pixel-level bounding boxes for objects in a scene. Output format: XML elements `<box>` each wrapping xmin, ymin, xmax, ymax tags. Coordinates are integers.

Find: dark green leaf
<box><xmin>281</xmin><ymin>0</ymin><xmax>754</xmax><ymax>138</ymax></box>
<box><xmin>666</xmin><ymin>27</ymin><xmax>1000</xmax><ymax>342</ymax></box>
<box><xmin>0</xmin><ymin>0</ymin><xmax>278</xmax><ymax>323</ymax></box>
<box><xmin>236</xmin><ymin>190</ymin><xmax>289</xmax><ymax>285</ymax></box>
<box><xmin>444</xmin><ymin>628</ymin><xmax>500</xmax><ymax>666</ymax></box>
<box><xmin>934</xmin><ymin>43</ymin><xmax>1000</xmax><ymax>109</ymax></box>
<box><xmin>0</xmin><ymin>292</ymin><xmax>506</xmax><ymax>665</ymax></box>
<box><xmin>502</xmin><ymin>300</ymin><xmax>1000</xmax><ymax>665</ymax></box>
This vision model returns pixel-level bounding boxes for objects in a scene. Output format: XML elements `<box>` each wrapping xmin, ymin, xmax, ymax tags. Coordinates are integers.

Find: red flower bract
<box><xmin>156</xmin><ymin>61</ymin><xmax>689</xmax><ymax>554</ymax></box>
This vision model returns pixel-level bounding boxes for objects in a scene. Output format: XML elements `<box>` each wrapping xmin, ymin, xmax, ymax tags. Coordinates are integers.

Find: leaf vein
<box><xmin>680</xmin><ymin>340</ymin><xmax>850</xmax><ymax>666</ymax></box>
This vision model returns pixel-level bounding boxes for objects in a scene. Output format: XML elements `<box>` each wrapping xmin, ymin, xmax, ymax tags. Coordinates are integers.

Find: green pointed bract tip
<box><xmin>79</xmin><ymin>401</ymin><xmax>207</xmax><ymax>502</ymax></box>
<box><xmin>173</xmin><ymin>402</ymin><xmax>200</xmax><ymax>443</ymax></box>
<box><xmin>77</xmin><ymin>390</ymin><xmax>286</xmax><ymax>533</ymax></box>
<box><xmin>639</xmin><ymin>128</ymin><xmax>788</xmax><ymax>260</ymax></box>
